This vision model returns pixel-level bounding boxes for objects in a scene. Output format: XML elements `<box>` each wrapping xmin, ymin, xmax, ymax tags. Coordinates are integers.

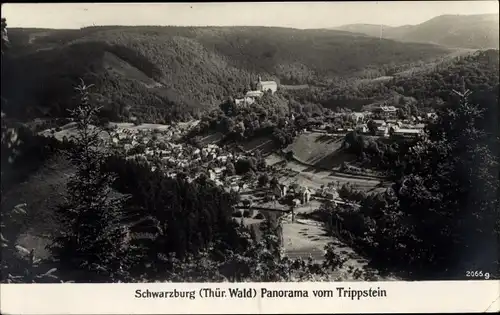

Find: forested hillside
<box><xmin>1</xmin><ymin>26</ymin><xmax>451</xmax><ymax>122</ymax></box>
<box><xmin>293</xmin><ymin>49</ymin><xmax>499</xmax><ymax>111</ymax></box>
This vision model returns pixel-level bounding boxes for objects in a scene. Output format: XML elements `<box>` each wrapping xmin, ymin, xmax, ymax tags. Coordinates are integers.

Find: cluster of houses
<box><xmin>373</xmin><ymin>105</ymin><xmax>397</xmax><ymax>117</ymax></box>
<box><xmin>344</xmin><ymin>106</ymin><xmax>397</xmax><ymax>123</ymax></box>
<box><xmin>304</xmin><ymin>104</ymin><xmax>438</xmax><ymax>140</ymax></box>
<box><xmin>109</xmin><ymin>125</ymin><xmax>268</xmax><ymax>193</ymax></box>
<box><xmin>347</xmin><ymin>106</ymin><xmax>438</xmax><ymax>139</ymax></box>
<box><xmin>270</xmin><ymin>181</ymin><xmax>341</xmax><ymax>208</ymax></box>
<box><xmin>271</xmin><ymin>183</ymin><xmax>312</xmax><ymax>207</ymax></box>
<box><xmin>368</xmin><ymin>119</ymin><xmax>426</xmax><ymax>138</ymax></box>
<box><xmin>112</xmin><ymin>128</ymin><xmax>150</xmax><ymax>149</ymax></box>
<box><xmin>111</xmin><ymin>128</ymin><xmax>194</xmax><ymax>169</ymax></box>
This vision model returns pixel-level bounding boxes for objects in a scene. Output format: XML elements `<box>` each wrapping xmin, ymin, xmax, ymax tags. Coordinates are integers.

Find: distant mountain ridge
<box><xmin>334</xmin><ymin>14</ymin><xmax>499</xmax><ymax>49</ymax></box>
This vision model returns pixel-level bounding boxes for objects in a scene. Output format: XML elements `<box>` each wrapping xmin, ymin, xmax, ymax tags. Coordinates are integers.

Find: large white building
<box><xmin>375</xmin><ymin>105</ymin><xmax>397</xmax><ymax>117</ymax></box>
<box><xmin>256</xmin><ymin>76</ymin><xmax>278</xmax><ymax>94</ymax></box>
<box><xmin>245</xmin><ymin>90</ymin><xmax>264</xmax><ymax>98</ymax></box>
<box><xmin>235</xmin><ymin>96</ymin><xmax>256</xmax><ymax>106</ymax></box>
<box><xmin>391</xmin><ymin>128</ymin><xmax>423</xmax><ymax>139</ymax></box>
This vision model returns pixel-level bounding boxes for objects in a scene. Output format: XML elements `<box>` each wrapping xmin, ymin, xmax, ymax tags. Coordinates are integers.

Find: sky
<box><xmin>2</xmin><ymin>1</ymin><xmax>499</xmax><ymax>29</ymax></box>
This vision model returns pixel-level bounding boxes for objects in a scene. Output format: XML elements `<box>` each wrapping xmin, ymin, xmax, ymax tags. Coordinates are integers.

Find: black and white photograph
<box><xmin>1</xmin><ymin>0</ymin><xmax>499</xmax><ymax>295</ymax></box>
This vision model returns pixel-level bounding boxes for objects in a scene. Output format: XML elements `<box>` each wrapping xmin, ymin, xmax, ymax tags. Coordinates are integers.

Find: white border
<box><xmin>1</xmin><ymin>281</ymin><xmax>499</xmax><ymax>314</ymax></box>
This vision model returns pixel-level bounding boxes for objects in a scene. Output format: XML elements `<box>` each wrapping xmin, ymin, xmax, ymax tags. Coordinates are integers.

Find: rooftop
<box><xmin>394</xmin><ymin>129</ymin><xmax>422</xmax><ymax>134</ymax></box>
<box><xmin>246</xmin><ymin>90</ymin><xmax>264</xmax><ymax>97</ymax></box>
<box><xmin>378</xmin><ymin>105</ymin><xmax>397</xmax><ymax>112</ymax></box>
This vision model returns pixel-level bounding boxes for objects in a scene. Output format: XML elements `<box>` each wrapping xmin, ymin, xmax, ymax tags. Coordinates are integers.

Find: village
<box><xmin>35</xmin><ymin>74</ymin><xmax>438</xmax><ymax>274</ymax></box>
<box><xmin>39</xmin><ymin>74</ymin><xmax>436</xmax><ymax>224</ymax></box>
<box><xmin>105</xmin><ymin>121</ymin><xmax>347</xmax><ymax>217</ymax></box>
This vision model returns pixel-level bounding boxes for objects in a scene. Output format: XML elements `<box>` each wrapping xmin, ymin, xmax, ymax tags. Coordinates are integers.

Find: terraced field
<box><xmin>240</xmin><ymin>136</ymin><xmax>277</xmax><ymax>156</ymax></box>
<box><xmin>286</xmin><ymin>132</ymin><xmax>354</xmax><ymax>169</ymax></box>
<box><xmin>267</xmin><ymin>153</ymin><xmax>387</xmax><ymax>193</ymax></box>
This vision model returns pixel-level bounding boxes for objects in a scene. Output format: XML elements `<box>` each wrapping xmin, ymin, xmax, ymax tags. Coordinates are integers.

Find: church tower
<box><xmin>256</xmin><ymin>75</ymin><xmax>262</xmax><ymax>92</ymax></box>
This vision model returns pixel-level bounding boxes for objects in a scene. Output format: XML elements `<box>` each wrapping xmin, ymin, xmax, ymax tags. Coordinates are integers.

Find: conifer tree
<box><xmin>49</xmin><ymin>80</ymin><xmax>131</xmax><ymax>282</ymax></box>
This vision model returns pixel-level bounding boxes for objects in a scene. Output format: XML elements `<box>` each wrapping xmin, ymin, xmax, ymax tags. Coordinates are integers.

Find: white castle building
<box><xmin>239</xmin><ymin>76</ymin><xmax>278</xmax><ymax>105</ymax></box>
<box><xmin>256</xmin><ymin>76</ymin><xmax>278</xmax><ymax>94</ymax></box>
